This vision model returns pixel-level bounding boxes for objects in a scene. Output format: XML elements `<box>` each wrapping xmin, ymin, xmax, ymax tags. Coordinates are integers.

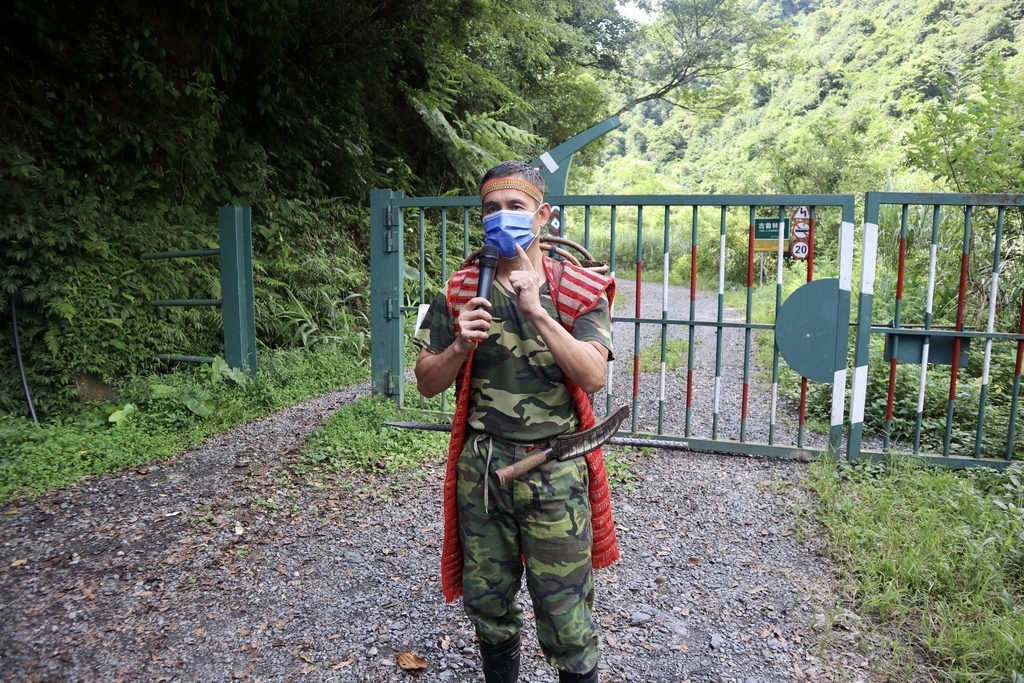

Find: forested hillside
<box><xmin>591</xmin><ymin>0</ymin><xmax>1024</xmax><ymax>196</ymax></box>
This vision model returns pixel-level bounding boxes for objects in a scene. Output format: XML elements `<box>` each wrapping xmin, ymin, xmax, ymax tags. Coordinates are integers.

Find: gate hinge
<box><xmin>384</xmin><ymin>297</ymin><xmax>398</xmax><ymax>320</ymax></box>
<box><xmin>384</xmin><ymin>206</ymin><xmax>398</xmax><ymax>253</ymax></box>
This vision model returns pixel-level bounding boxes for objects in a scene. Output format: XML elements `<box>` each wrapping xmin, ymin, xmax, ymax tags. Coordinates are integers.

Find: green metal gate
<box><xmin>849</xmin><ymin>193</ymin><xmax>1024</xmax><ymax>467</ymax></box>
<box><xmin>370</xmin><ymin>191</ymin><xmax>857</xmax><ymax>461</ymax></box>
<box><xmin>371</xmin><ymin>188</ymin><xmax>1024</xmax><ymax>465</ymax></box>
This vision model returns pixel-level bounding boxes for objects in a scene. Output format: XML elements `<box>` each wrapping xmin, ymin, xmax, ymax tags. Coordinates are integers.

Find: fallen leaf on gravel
<box><xmin>396</xmin><ymin>651</ymin><xmax>427</xmax><ymax>671</ymax></box>
<box><xmin>687</xmin><ymin>557</ymin><xmax>700</xmax><ymax>565</ymax></box>
<box><xmin>606</xmin><ymin>634</ymin><xmax>617</xmax><ymax>647</ymax></box>
<box><xmin>299</xmin><ymin>665</ymin><xmax>317</xmax><ymax>674</ymax></box>
<box><xmin>235</xmin><ymin>522</ymin><xmax>244</xmax><ymax>535</ymax></box>
<box><xmin>440</xmin><ymin>635</ymin><xmax>451</xmax><ymax>650</ymax></box>
<box><xmin>746</xmin><ymin>586</ymin><xmax>766</xmax><ymax>594</ymax></box>
<box><xmin>781</xmin><ymin>529</ymin><xmax>793</xmax><ymax>536</ymax></box>
<box><xmin>11</xmin><ymin>558</ymin><xmax>27</xmax><ymax>567</ymax></box>
<box><xmin>332</xmin><ymin>659</ymin><xmax>354</xmax><ymax>669</ymax></box>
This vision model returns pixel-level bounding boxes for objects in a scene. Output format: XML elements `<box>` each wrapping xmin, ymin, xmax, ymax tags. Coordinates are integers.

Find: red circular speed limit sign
<box><xmin>791</xmin><ymin>239</ymin><xmax>810</xmax><ymax>260</ymax></box>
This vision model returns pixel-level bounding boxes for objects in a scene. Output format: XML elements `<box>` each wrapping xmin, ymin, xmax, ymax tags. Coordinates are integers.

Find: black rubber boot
<box><xmin>479</xmin><ymin>633</ymin><xmax>521</xmax><ymax>683</ymax></box>
<box><xmin>558</xmin><ymin>664</ymin><xmax>599</xmax><ymax>683</ymax></box>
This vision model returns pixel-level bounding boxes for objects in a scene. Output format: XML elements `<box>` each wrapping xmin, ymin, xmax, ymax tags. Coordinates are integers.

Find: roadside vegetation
<box><xmin>0</xmin><ymin>346</ymin><xmax>365</xmax><ymax>504</ymax></box>
<box><xmin>808</xmin><ymin>457</ymin><xmax>1024</xmax><ymax>681</ymax></box>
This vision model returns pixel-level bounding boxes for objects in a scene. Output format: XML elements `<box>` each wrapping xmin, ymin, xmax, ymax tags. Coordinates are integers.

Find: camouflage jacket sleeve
<box><xmin>412</xmin><ymin>285</ymin><xmax>454</xmax><ymax>354</ymax></box>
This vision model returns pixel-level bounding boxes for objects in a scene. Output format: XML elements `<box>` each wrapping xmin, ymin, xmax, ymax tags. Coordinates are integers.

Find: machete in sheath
<box><xmin>491</xmin><ymin>405</ymin><xmax>630</xmax><ymax>486</ymax></box>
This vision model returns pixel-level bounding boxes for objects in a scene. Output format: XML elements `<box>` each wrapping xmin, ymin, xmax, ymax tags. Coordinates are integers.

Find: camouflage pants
<box><xmin>457</xmin><ymin>430</ymin><xmax>598</xmax><ymax>675</ymax></box>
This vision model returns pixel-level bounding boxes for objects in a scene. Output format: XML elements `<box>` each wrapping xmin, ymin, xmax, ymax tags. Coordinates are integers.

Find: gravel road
<box><xmin>0</xmin><ymin>280</ymin><xmax>888</xmax><ymax>683</ymax></box>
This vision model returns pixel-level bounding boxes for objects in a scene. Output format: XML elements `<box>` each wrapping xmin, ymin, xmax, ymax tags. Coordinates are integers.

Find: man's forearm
<box><xmin>414</xmin><ymin>342</ymin><xmax>473</xmax><ymax>398</ymax></box>
<box><xmin>529</xmin><ymin>312</ymin><xmax>608</xmax><ymax>394</ymax></box>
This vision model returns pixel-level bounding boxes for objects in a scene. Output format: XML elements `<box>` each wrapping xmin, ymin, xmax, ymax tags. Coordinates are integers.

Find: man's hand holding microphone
<box><xmin>454</xmin><ymin>245</ymin><xmax>498</xmax><ymax>352</ymax></box>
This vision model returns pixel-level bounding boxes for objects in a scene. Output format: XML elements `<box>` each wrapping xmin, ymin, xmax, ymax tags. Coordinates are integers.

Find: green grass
<box><xmin>637</xmin><ymin>338</ymin><xmax>690</xmax><ymax>372</ymax></box>
<box><xmin>808</xmin><ymin>457</ymin><xmax>1024</xmax><ymax>681</ymax></box>
<box><xmin>302</xmin><ymin>395</ymin><xmax>450</xmax><ymax>472</ymax></box>
<box><xmin>0</xmin><ymin>345</ymin><xmax>367</xmax><ymax>504</ymax></box>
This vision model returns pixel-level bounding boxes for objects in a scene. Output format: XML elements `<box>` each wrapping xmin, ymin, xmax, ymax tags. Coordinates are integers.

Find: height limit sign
<box><xmin>790</xmin><ymin>206</ymin><xmax>813</xmax><ymax>260</ymax></box>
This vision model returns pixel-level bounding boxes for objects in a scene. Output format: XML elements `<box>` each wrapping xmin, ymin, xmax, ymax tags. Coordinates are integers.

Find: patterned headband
<box><xmin>480</xmin><ymin>177</ymin><xmax>544</xmax><ymax>204</ymax></box>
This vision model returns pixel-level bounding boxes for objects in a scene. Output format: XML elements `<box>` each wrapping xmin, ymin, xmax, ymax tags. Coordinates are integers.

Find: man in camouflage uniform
<box><xmin>413</xmin><ymin>161</ymin><xmax>616</xmax><ymax>683</ymax></box>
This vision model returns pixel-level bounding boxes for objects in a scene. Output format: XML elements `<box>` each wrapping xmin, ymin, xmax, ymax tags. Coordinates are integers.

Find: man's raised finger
<box><xmin>515</xmin><ymin>243</ymin><xmax>534</xmax><ymax>271</ymax></box>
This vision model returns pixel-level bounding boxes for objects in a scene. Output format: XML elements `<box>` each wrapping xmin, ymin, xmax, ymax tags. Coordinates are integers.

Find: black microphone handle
<box><xmin>477</xmin><ymin>265</ymin><xmax>495</xmax><ymax>301</ymax></box>
<box><xmin>477</xmin><ymin>246</ymin><xmax>499</xmax><ymax>302</ymax></box>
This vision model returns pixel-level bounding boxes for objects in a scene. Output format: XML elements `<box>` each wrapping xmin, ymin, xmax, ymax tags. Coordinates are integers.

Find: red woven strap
<box><xmin>440</xmin><ymin>354</ymin><xmax>473</xmax><ymax>602</ymax></box>
<box><xmin>543</xmin><ymin>258</ymin><xmax>616</xmax><ymax>328</ymax></box>
<box><xmin>566</xmin><ymin>378</ymin><xmax>620</xmax><ymax>569</ymax></box>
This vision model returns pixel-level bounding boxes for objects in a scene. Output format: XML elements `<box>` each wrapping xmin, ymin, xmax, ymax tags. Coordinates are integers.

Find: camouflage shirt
<box><xmin>414</xmin><ymin>278</ymin><xmax>613</xmax><ymax>442</ymax></box>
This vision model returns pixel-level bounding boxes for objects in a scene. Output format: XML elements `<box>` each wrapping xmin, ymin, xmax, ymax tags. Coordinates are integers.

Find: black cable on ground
<box><xmin>10</xmin><ymin>293</ymin><xmax>38</xmax><ymax>422</ymax></box>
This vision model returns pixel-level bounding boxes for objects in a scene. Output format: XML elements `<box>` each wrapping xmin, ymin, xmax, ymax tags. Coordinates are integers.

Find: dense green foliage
<box><xmin>809</xmin><ymin>458</ymin><xmax>1024</xmax><ymax>681</ymax></box>
<box><xmin>0</xmin><ymin>345</ymin><xmax>366</xmax><ymax>503</ymax></box>
<box><xmin>1</xmin><ymin>0</ymin><xmax>634</xmax><ymax>416</ymax></box>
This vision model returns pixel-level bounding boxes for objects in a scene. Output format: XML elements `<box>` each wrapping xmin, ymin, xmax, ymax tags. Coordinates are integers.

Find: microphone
<box><xmin>477</xmin><ymin>245</ymin><xmax>498</xmax><ymax>302</ymax></box>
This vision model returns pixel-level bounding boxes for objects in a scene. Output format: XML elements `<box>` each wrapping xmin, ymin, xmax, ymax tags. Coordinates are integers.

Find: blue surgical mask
<box><xmin>482</xmin><ymin>209</ymin><xmax>539</xmax><ymax>258</ymax></box>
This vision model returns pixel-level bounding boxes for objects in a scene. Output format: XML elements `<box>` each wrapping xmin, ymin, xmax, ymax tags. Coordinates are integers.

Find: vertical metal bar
<box><xmin>806</xmin><ymin>207</ymin><xmax>816</xmax><ymax>281</ymax></box>
<box><xmin>837</xmin><ymin>201</ymin><xmax>859</xmax><ymax>460</ymax></box>
<box><xmin>370</xmin><ymin>190</ymin><xmax>404</xmax><ymax>402</ymax></box>
<box><xmin>713</xmin><ymin>207</ymin><xmax>727</xmax><ymax>440</ymax></box>
<box><xmin>943</xmin><ymin>206</ymin><xmax>972</xmax><ymax>458</ymax></box>
<box><xmin>463</xmin><ymin>207</ymin><xmax>470</xmax><ymax>258</ymax></box>
<box><xmin>584</xmin><ymin>206</ymin><xmax>592</xmax><ymax>252</ymax></box>
<box><xmin>417</xmin><ymin>209</ymin><xmax>427</xmax><ymax>410</ymax></box>
<box><xmin>884</xmin><ymin>205</ymin><xmax>910</xmax><ymax>450</ymax></box>
<box><xmin>440</xmin><ymin>207</ymin><xmax>448</xmax><ymax>414</ymax></box>
<box><xmin>769</xmin><ymin>206</ymin><xmax>785</xmax><ymax>445</ymax></box>
<box><xmin>798</xmin><ymin>208</ymin><xmax>816</xmax><ymax>448</ymax></box>
<box><xmin>632</xmin><ymin>206</ymin><xmax>644</xmax><ymax>434</ymax></box>
<box><xmin>975</xmin><ymin>207</ymin><xmax>1005</xmax><ymax>457</ymax></box>
<box><xmin>915</xmin><ymin>206</ymin><xmax>941</xmax><ymax>453</ymax></box>
<box><xmin>1008</xmin><ymin>291</ymin><xmax>1024</xmax><ymax>459</ymax></box>
<box><xmin>418</xmin><ymin>209</ymin><xmax>427</xmax><ymax>310</ymax></box>
<box><xmin>441</xmin><ymin>208</ymin><xmax>449</xmax><ymax>283</ymax></box>
<box><xmin>659</xmin><ymin>206</ymin><xmax>670</xmax><ymax>434</ymax></box>
<box><xmin>218</xmin><ymin>206</ymin><xmax>257</xmax><ymax>375</ymax></box>
<box><xmin>686</xmin><ymin>206</ymin><xmax>698</xmax><ymax>438</ymax></box>
<box><xmin>606</xmin><ymin>207</ymin><xmax>618</xmax><ymax>417</ymax></box>
<box><xmin>741</xmin><ymin>207</ymin><xmax>755</xmax><ymax>442</ymax></box>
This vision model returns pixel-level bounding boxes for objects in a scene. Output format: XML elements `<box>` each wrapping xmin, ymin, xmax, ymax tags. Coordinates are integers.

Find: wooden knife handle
<box><xmin>494</xmin><ymin>450</ymin><xmax>551</xmax><ymax>486</ymax></box>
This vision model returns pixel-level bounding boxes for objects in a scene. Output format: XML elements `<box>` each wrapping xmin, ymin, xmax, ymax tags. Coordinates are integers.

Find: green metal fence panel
<box><xmin>850</xmin><ymin>192</ymin><xmax>1024</xmax><ymax>467</ymax></box>
<box><xmin>370</xmin><ymin>191</ymin><xmax>857</xmax><ymax>462</ymax></box>
<box><xmin>143</xmin><ymin>206</ymin><xmax>256</xmax><ymax>376</ymax></box>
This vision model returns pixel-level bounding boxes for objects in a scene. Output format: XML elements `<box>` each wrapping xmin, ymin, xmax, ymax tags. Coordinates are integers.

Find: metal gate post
<box><xmin>847</xmin><ymin>194</ymin><xmax>879</xmax><ymax>460</ymax></box>
<box><xmin>219</xmin><ymin>206</ymin><xmax>257</xmax><ymax>375</ymax></box>
<box><xmin>370</xmin><ymin>189</ymin><xmax>405</xmax><ymax>403</ymax></box>
<box><xmin>830</xmin><ymin>206</ymin><xmax>856</xmax><ymax>459</ymax></box>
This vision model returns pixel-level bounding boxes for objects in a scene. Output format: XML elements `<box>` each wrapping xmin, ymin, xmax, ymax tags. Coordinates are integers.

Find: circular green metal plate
<box><xmin>775</xmin><ymin>278</ymin><xmax>840</xmax><ymax>384</ymax></box>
